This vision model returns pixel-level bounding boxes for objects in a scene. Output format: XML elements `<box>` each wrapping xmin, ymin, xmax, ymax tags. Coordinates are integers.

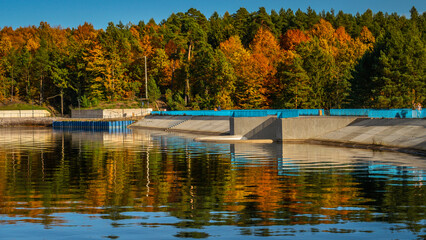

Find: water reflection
<box><xmin>0</xmin><ymin>128</ymin><xmax>424</xmax><ymax>239</ymax></box>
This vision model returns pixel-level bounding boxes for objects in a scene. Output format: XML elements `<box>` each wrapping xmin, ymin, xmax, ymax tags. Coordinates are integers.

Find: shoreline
<box><xmin>0</xmin><ymin>116</ymin><xmax>144</xmax><ymax>128</ymax></box>
<box><xmin>2</xmin><ymin>116</ymin><xmax>425</xmax><ymax>156</ymax></box>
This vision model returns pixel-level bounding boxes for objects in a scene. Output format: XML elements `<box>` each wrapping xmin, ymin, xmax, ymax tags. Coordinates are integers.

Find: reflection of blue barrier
<box><xmin>53</xmin><ymin>120</ymin><xmax>135</xmax><ymax>132</ymax></box>
<box><xmin>151</xmin><ymin>109</ymin><xmax>424</xmax><ymax>119</ymax></box>
<box><xmin>366</xmin><ymin>163</ymin><xmax>426</xmax><ymax>183</ymax></box>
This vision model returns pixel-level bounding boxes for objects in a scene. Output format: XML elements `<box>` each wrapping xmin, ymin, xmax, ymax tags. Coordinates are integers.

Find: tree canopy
<box><xmin>0</xmin><ymin>7</ymin><xmax>424</xmax><ymax>112</ymax></box>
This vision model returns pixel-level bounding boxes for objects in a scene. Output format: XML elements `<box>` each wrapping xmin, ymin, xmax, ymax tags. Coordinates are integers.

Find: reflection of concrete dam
<box><xmin>131</xmin><ymin>115</ymin><xmax>426</xmax><ymax>152</ymax></box>
<box><xmin>231</xmin><ymin>142</ymin><xmax>426</xmax><ymax>172</ymax></box>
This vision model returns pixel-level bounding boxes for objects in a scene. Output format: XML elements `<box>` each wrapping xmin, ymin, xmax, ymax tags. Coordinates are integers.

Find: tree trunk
<box><xmin>185</xmin><ymin>44</ymin><xmax>192</xmax><ymax>105</ymax></box>
<box><xmin>10</xmin><ymin>68</ymin><xmax>13</xmax><ymax>101</ymax></box>
<box><xmin>40</xmin><ymin>75</ymin><xmax>43</xmax><ymax>105</ymax></box>
<box><xmin>171</xmin><ymin>60</ymin><xmax>175</xmax><ymax>89</ymax></box>
<box><xmin>296</xmin><ymin>85</ymin><xmax>298</xmax><ymax>109</ymax></box>
<box><xmin>61</xmin><ymin>88</ymin><xmax>64</xmax><ymax>117</ymax></box>
<box><xmin>26</xmin><ymin>75</ymin><xmax>29</xmax><ymax>99</ymax></box>
<box><xmin>1</xmin><ymin>74</ymin><xmax>5</xmax><ymax>100</ymax></box>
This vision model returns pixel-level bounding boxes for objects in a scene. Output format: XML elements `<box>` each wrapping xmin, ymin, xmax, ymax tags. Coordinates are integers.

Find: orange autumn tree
<box><xmin>220</xmin><ymin>36</ymin><xmax>267</xmax><ymax>109</ymax></box>
<box><xmin>163</xmin><ymin>40</ymin><xmax>182</xmax><ymax>89</ymax></box>
<box><xmin>280</xmin><ymin>29</ymin><xmax>310</xmax><ymax>51</ymax></box>
<box><xmin>250</xmin><ymin>27</ymin><xmax>282</xmax><ymax>106</ymax></box>
<box><xmin>83</xmin><ymin>43</ymin><xmax>110</xmax><ymax>101</ymax></box>
<box><xmin>0</xmin><ymin>34</ymin><xmax>13</xmax><ymax>100</ymax></box>
<box><xmin>279</xmin><ymin>19</ymin><xmax>375</xmax><ymax>108</ymax></box>
<box><xmin>150</xmin><ymin>48</ymin><xmax>173</xmax><ymax>89</ymax></box>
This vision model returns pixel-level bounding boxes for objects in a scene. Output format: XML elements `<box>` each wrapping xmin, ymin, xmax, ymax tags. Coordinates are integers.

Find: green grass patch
<box><xmin>75</xmin><ymin>100</ymin><xmax>144</xmax><ymax>110</ymax></box>
<box><xmin>0</xmin><ymin>103</ymin><xmax>48</xmax><ymax>110</ymax></box>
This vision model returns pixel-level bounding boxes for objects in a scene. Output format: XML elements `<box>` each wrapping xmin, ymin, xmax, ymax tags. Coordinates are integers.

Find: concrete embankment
<box><xmin>71</xmin><ymin>108</ymin><xmax>152</xmax><ymax>118</ymax></box>
<box><xmin>131</xmin><ymin>115</ymin><xmax>229</xmax><ymax>135</ymax></box>
<box><xmin>0</xmin><ymin>110</ymin><xmax>51</xmax><ymax>118</ymax></box>
<box><xmin>132</xmin><ymin>115</ymin><xmax>426</xmax><ymax>153</ymax></box>
<box><xmin>130</xmin><ymin>115</ymin><xmax>230</xmax><ymax>135</ymax></box>
<box><xmin>0</xmin><ymin>117</ymin><xmax>57</xmax><ymax>127</ymax></box>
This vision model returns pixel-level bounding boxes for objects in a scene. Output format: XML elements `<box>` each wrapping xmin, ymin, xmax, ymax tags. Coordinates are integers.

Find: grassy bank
<box><xmin>73</xmin><ymin>100</ymin><xmax>143</xmax><ymax>110</ymax></box>
<box><xmin>0</xmin><ymin>103</ymin><xmax>49</xmax><ymax>111</ymax></box>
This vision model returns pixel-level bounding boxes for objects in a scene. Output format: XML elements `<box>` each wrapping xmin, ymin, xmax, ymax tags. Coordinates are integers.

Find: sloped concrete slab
<box><xmin>131</xmin><ymin>115</ymin><xmax>193</xmax><ymax>129</ymax></box>
<box><xmin>316</xmin><ymin>119</ymin><xmax>426</xmax><ymax>151</ymax></box>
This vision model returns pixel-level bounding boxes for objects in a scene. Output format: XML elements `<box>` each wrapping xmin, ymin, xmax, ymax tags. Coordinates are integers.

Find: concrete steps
<box><xmin>131</xmin><ymin>115</ymin><xmax>193</xmax><ymax>129</ymax></box>
<box><xmin>171</xmin><ymin>116</ymin><xmax>230</xmax><ymax>134</ymax></box>
<box><xmin>165</xmin><ymin>116</ymin><xmax>193</xmax><ymax>131</ymax></box>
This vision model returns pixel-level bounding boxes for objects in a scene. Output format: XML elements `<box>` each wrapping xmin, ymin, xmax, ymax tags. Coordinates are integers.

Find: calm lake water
<box><xmin>0</xmin><ymin>128</ymin><xmax>425</xmax><ymax>239</ymax></box>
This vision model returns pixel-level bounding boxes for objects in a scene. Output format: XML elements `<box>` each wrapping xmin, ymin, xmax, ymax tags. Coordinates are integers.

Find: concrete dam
<box><xmin>130</xmin><ymin>114</ymin><xmax>426</xmax><ymax>153</ymax></box>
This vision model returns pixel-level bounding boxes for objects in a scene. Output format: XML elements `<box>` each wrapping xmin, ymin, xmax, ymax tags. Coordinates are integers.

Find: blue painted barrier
<box><xmin>368</xmin><ymin>109</ymin><xmax>413</xmax><ymax>118</ymax></box>
<box><xmin>298</xmin><ymin>109</ymin><xmax>324</xmax><ymax>116</ymax></box>
<box><xmin>277</xmin><ymin>110</ymin><xmax>299</xmax><ymax>118</ymax></box>
<box><xmin>232</xmin><ymin>110</ymin><xmax>268</xmax><ymax>117</ymax></box>
<box><xmin>151</xmin><ymin>109</ymin><xmax>424</xmax><ymax>119</ymax></box>
<box><xmin>330</xmin><ymin>109</ymin><xmax>369</xmax><ymax>116</ymax></box>
<box><xmin>153</xmin><ymin>109</ymin><xmax>297</xmax><ymax>118</ymax></box>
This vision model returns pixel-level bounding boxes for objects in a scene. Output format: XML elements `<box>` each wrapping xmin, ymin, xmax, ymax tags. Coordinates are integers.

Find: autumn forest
<box><xmin>0</xmin><ymin>7</ymin><xmax>424</xmax><ymax>112</ymax></box>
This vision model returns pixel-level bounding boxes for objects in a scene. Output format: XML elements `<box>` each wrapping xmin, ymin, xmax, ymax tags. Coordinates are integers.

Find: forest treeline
<box><xmin>0</xmin><ymin>7</ymin><xmax>424</xmax><ymax>111</ymax></box>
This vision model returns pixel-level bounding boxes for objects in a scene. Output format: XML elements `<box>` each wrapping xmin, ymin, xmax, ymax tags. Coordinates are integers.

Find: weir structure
<box><xmin>132</xmin><ymin>109</ymin><xmax>426</xmax><ymax>153</ymax></box>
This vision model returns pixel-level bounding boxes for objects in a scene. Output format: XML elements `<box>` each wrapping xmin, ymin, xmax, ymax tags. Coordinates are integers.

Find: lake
<box><xmin>0</xmin><ymin>128</ymin><xmax>425</xmax><ymax>239</ymax></box>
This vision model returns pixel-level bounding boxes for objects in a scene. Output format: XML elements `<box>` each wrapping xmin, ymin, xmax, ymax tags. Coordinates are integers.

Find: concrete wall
<box><xmin>231</xmin><ymin>116</ymin><xmax>359</xmax><ymax>141</ymax></box>
<box><xmin>71</xmin><ymin>108</ymin><xmax>152</xmax><ymax>118</ymax></box>
<box><xmin>0</xmin><ymin>110</ymin><xmax>51</xmax><ymax>118</ymax></box>
<box><xmin>280</xmin><ymin>117</ymin><xmax>359</xmax><ymax>140</ymax></box>
<box><xmin>71</xmin><ymin>109</ymin><xmax>103</xmax><ymax>118</ymax></box>
<box><xmin>231</xmin><ymin>116</ymin><xmax>281</xmax><ymax>140</ymax></box>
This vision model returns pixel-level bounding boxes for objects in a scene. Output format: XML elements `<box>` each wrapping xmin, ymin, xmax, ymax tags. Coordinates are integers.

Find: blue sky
<box><xmin>1</xmin><ymin>0</ymin><xmax>425</xmax><ymax>29</ymax></box>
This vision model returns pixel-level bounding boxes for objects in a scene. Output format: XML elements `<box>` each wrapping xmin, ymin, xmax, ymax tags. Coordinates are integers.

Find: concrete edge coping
<box><xmin>195</xmin><ymin>135</ymin><xmax>274</xmax><ymax>144</ymax></box>
<box><xmin>130</xmin><ymin>125</ymin><xmax>230</xmax><ymax>136</ymax></box>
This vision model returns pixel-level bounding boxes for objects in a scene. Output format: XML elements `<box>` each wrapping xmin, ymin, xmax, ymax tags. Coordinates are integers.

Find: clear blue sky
<box><xmin>1</xmin><ymin>0</ymin><xmax>425</xmax><ymax>29</ymax></box>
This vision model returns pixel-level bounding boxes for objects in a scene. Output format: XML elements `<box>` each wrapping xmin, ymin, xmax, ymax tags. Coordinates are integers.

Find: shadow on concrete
<box><xmin>242</xmin><ymin>117</ymin><xmax>279</xmax><ymax>140</ymax></box>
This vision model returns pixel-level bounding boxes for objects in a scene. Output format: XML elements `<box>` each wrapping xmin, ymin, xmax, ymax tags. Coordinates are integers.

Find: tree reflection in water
<box><xmin>0</xmin><ymin>128</ymin><xmax>424</xmax><ymax>239</ymax></box>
